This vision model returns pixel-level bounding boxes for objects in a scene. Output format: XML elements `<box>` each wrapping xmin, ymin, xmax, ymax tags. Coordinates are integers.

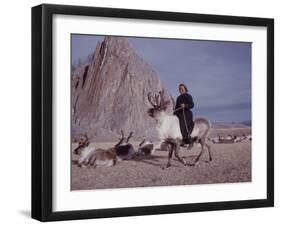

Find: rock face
<box><xmin>72</xmin><ymin>37</ymin><xmax>173</xmax><ymax>141</ymax></box>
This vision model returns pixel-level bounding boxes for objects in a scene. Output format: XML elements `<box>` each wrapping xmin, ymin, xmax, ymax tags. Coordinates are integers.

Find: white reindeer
<box><xmin>147</xmin><ymin>90</ymin><xmax>212</xmax><ymax>167</ymax></box>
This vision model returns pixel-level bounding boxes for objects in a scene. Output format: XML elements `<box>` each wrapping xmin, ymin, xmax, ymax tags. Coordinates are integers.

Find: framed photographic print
<box><xmin>31</xmin><ymin>4</ymin><xmax>274</xmax><ymax>222</ymax></box>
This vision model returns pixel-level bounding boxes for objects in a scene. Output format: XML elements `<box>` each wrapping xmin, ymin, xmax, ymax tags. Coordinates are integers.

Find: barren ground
<box><xmin>71</xmin><ymin>141</ymin><xmax>251</xmax><ymax>190</ymax></box>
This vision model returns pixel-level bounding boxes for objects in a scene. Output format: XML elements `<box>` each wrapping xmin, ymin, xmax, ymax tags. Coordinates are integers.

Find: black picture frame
<box><xmin>31</xmin><ymin>3</ymin><xmax>274</xmax><ymax>222</ymax></box>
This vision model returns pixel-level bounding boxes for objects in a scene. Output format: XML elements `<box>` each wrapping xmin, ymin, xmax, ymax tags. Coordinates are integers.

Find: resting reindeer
<box><xmin>73</xmin><ymin>134</ymin><xmax>119</xmax><ymax>168</ymax></box>
<box><xmin>218</xmin><ymin>135</ymin><xmax>236</xmax><ymax>144</ymax></box>
<box><xmin>75</xmin><ymin>131</ymin><xmax>136</xmax><ymax>168</ymax></box>
<box><xmin>85</xmin><ymin>148</ymin><xmax>118</xmax><ymax>168</ymax></box>
<box><xmin>147</xmin><ymin>90</ymin><xmax>212</xmax><ymax>167</ymax></box>
<box><xmin>137</xmin><ymin>138</ymin><xmax>154</xmax><ymax>155</ymax></box>
<box><xmin>115</xmin><ymin>130</ymin><xmax>136</xmax><ymax>160</ymax></box>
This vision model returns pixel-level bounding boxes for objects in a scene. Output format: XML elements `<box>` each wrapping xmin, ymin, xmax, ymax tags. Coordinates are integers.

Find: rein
<box><xmin>173</xmin><ymin>106</ymin><xmax>183</xmax><ymax>112</ymax></box>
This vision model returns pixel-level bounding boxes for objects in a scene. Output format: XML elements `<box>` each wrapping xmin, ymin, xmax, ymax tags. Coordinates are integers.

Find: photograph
<box><xmin>71</xmin><ymin>35</ymin><xmax>252</xmax><ymax>191</ymax></box>
<box><xmin>31</xmin><ymin>3</ymin><xmax>274</xmax><ymax>221</ymax></box>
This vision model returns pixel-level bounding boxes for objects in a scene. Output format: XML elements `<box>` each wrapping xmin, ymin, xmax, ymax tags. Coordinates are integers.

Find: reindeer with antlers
<box><xmin>147</xmin><ymin>89</ymin><xmax>212</xmax><ymax>167</ymax></box>
<box><xmin>74</xmin><ymin>130</ymin><xmax>137</xmax><ymax>168</ymax></box>
<box><xmin>115</xmin><ymin>130</ymin><xmax>136</xmax><ymax>160</ymax></box>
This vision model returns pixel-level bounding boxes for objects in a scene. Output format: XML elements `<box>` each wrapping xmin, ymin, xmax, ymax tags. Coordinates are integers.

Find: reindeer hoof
<box><xmin>186</xmin><ymin>162</ymin><xmax>195</xmax><ymax>166</ymax></box>
<box><xmin>204</xmin><ymin>157</ymin><xmax>212</xmax><ymax>163</ymax></box>
<box><xmin>161</xmin><ymin>165</ymin><xmax>169</xmax><ymax>170</ymax></box>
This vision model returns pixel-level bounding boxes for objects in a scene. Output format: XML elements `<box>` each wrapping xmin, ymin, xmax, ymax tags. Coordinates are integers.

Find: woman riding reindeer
<box><xmin>174</xmin><ymin>83</ymin><xmax>194</xmax><ymax>148</ymax></box>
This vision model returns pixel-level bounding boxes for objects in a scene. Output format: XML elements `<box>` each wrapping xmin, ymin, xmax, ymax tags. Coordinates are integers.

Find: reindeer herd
<box><xmin>73</xmin><ymin>131</ymin><xmax>154</xmax><ymax>168</ymax></box>
<box><xmin>73</xmin><ymin>89</ymin><xmax>251</xmax><ymax>169</ymax></box>
<box><xmin>208</xmin><ymin>134</ymin><xmax>252</xmax><ymax>144</ymax></box>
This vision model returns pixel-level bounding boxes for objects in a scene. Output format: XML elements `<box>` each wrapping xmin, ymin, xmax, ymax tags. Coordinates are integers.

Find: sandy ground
<box><xmin>71</xmin><ymin>141</ymin><xmax>251</xmax><ymax>190</ymax></box>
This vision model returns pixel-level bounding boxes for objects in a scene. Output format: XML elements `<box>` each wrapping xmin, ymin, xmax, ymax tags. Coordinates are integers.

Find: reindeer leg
<box><xmin>166</xmin><ymin>146</ymin><xmax>173</xmax><ymax>168</ymax></box>
<box><xmin>73</xmin><ymin>146</ymin><xmax>81</xmax><ymax>155</ymax></box>
<box><xmin>89</xmin><ymin>155</ymin><xmax>97</xmax><ymax>168</ymax></box>
<box><xmin>92</xmin><ymin>163</ymin><xmax>97</xmax><ymax>168</ymax></box>
<box><xmin>186</xmin><ymin>144</ymin><xmax>193</xmax><ymax>151</ymax></box>
<box><xmin>78</xmin><ymin>158</ymin><xmax>85</xmax><ymax>167</ymax></box>
<box><xmin>205</xmin><ymin>141</ymin><xmax>212</xmax><ymax>162</ymax></box>
<box><xmin>193</xmin><ymin>138</ymin><xmax>205</xmax><ymax>164</ymax></box>
<box><xmin>174</xmin><ymin>141</ymin><xmax>187</xmax><ymax>166</ymax></box>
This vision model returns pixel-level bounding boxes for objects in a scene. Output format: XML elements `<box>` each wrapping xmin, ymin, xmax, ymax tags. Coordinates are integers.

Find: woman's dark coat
<box><xmin>174</xmin><ymin>92</ymin><xmax>194</xmax><ymax>142</ymax></box>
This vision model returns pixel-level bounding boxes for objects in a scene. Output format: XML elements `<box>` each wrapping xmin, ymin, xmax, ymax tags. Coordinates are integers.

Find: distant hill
<box><xmin>211</xmin><ymin>121</ymin><xmax>251</xmax><ymax>129</ymax></box>
<box><xmin>240</xmin><ymin>120</ymin><xmax>252</xmax><ymax>126</ymax></box>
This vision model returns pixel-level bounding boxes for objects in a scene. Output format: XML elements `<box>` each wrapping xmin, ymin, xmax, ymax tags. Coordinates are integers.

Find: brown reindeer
<box><xmin>86</xmin><ymin>147</ymin><xmax>118</xmax><ymax>168</ymax></box>
<box><xmin>115</xmin><ymin>130</ymin><xmax>136</xmax><ymax>160</ymax></box>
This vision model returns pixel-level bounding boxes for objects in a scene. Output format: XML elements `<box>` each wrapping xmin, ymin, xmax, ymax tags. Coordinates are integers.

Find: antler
<box><xmin>139</xmin><ymin>138</ymin><xmax>146</xmax><ymax>147</ymax></box>
<box><xmin>147</xmin><ymin>90</ymin><xmax>171</xmax><ymax>110</ymax></box>
<box><xmin>155</xmin><ymin>93</ymin><xmax>160</xmax><ymax>106</ymax></box>
<box><xmin>147</xmin><ymin>92</ymin><xmax>157</xmax><ymax>107</ymax></box>
<box><xmin>115</xmin><ymin>130</ymin><xmax>126</xmax><ymax>147</ymax></box>
<box><xmin>83</xmin><ymin>133</ymin><xmax>89</xmax><ymax>141</ymax></box>
<box><xmin>171</xmin><ymin>97</ymin><xmax>176</xmax><ymax>109</ymax></box>
<box><xmin>159</xmin><ymin>89</ymin><xmax>170</xmax><ymax>110</ymax></box>
<box><xmin>126</xmin><ymin>131</ymin><xmax>134</xmax><ymax>143</ymax></box>
<box><xmin>119</xmin><ymin>130</ymin><xmax>125</xmax><ymax>140</ymax></box>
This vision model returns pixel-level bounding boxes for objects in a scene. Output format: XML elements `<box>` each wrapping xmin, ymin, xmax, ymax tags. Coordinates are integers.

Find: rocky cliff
<box><xmin>72</xmin><ymin>37</ymin><xmax>173</xmax><ymax>141</ymax></box>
